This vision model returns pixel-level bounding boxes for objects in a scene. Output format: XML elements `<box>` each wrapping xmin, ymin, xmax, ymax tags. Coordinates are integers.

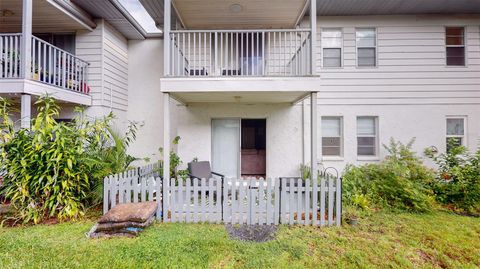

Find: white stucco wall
<box><xmin>173</xmin><ymin>101</ymin><xmax>479</xmax><ymax>178</ymax></box>
<box><xmin>175</xmin><ymin>103</ymin><xmax>304</xmax><ymax>178</ymax></box>
<box><xmin>126</xmin><ymin>38</ymin><xmax>165</xmax><ymax>161</ymax></box>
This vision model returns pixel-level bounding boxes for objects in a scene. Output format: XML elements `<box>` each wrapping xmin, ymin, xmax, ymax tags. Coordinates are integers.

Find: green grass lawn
<box><xmin>1</xmin><ymin>211</ymin><xmax>479</xmax><ymax>269</ymax></box>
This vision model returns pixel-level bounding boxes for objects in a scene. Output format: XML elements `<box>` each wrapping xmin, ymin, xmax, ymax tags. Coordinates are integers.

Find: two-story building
<box><xmin>150</xmin><ymin>0</ymin><xmax>480</xmax><ymax>180</ymax></box>
<box><xmin>1</xmin><ymin>0</ymin><xmax>480</xmax><ymax>180</ymax></box>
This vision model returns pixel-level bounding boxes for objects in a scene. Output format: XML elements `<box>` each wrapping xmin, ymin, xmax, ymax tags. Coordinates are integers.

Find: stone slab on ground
<box><xmin>96</xmin><ymin>216</ymin><xmax>155</xmax><ymax>231</ymax></box>
<box><xmin>99</xmin><ymin>201</ymin><xmax>157</xmax><ymax>223</ymax></box>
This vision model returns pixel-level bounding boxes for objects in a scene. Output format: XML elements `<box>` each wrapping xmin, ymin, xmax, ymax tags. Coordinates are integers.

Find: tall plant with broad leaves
<box><xmin>0</xmin><ymin>96</ymin><xmax>138</xmax><ymax>224</ymax></box>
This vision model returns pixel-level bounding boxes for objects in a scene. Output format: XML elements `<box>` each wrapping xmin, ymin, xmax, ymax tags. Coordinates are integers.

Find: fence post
<box><xmin>221</xmin><ymin>177</ymin><xmax>224</xmax><ymax>222</ymax></box>
<box><xmin>157</xmin><ymin>177</ymin><xmax>162</xmax><ymax>220</ymax></box>
<box><xmin>336</xmin><ymin>177</ymin><xmax>342</xmax><ymax>227</ymax></box>
<box><xmin>103</xmin><ymin>177</ymin><xmax>108</xmax><ymax>214</ymax></box>
<box><xmin>163</xmin><ymin>176</ymin><xmax>170</xmax><ymax>222</ymax></box>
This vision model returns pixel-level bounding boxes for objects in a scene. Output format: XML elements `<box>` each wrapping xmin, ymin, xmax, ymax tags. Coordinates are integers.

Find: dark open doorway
<box><xmin>241</xmin><ymin>119</ymin><xmax>266</xmax><ymax>177</ymax></box>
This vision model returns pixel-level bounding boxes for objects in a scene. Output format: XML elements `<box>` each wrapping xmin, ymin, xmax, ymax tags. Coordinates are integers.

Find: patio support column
<box><xmin>164</xmin><ymin>0</ymin><xmax>171</xmax><ymax>77</ymax></box>
<box><xmin>310</xmin><ymin>92</ymin><xmax>318</xmax><ymax>181</ymax></box>
<box><xmin>163</xmin><ymin>92</ymin><xmax>170</xmax><ymax>182</ymax></box>
<box><xmin>310</xmin><ymin>0</ymin><xmax>317</xmax><ymax>75</ymax></box>
<box><xmin>21</xmin><ymin>0</ymin><xmax>33</xmax><ymax>79</ymax></box>
<box><xmin>21</xmin><ymin>94</ymin><xmax>31</xmax><ymax>129</ymax></box>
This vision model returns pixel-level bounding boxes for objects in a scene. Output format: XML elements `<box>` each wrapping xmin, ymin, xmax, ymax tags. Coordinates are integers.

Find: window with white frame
<box><xmin>356</xmin><ymin>28</ymin><xmax>376</xmax><ymax>67</ymax></box>
<box><xmin>446</xmin><ymin>117</ymin><xmax>466</xmax><ymax>151</ymax></box>
<box><xmin>322</xmin><ymin>117</ymin><xmax>343</xmax><ymax>156</ymax></box>
<box><xmin>446</xmin><ymin>27</ymin><xmax>466</xmax><ymax>66</ymax></box>
<box><xmin>322</xmin><ymin>29</ymin><xmax>342</xmax><ymax>67</ymax></box>
<box><xmin>357</xmin><ymin>116</ymin><xmax>378</xmax><ymax>156</ymax></box>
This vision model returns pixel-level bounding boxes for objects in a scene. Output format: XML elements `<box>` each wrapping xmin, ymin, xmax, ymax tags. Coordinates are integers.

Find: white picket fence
<box><xmin>103</xmin><ymin>170</ymin><xmax>342</xmax><ymax>226</ymax></box>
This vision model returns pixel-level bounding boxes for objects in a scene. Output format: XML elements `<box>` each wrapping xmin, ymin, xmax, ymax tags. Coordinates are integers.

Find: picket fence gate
<box><xmin>104</xmin><ymin>169</ymin><xmax>342</xmax><ymax>227</ymax></box>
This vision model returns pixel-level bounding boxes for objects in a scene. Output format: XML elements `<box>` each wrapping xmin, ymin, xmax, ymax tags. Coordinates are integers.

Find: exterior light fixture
<box><xmin>229</xmin><ymin>4</ymin><xmax>243</xmax><ymax>13</ymax></box>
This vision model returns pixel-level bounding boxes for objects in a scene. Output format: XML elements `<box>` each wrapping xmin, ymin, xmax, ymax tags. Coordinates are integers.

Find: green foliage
<box><xmin>299</xmin><ymin>164</ymin><xmax>311</xmax><ymax>180</ymax></box>
<box><xmin>342</xmin><ymin>138</ymin><xmax>435</xmax><ymax>212</ymax></box>
<box><xmin>425</xmin><ymin>145</ymin><xmax>480</xmax><ymax>214</ymax></box>
<box><xmin>159</xmin><ymin>136</ymin><xmax>189</xmax><ymax>179</ymax></box>
<box><xmin>0</xmin><ymin>96</ymin><xmax>137</xmax><ymax>224</ymax></box>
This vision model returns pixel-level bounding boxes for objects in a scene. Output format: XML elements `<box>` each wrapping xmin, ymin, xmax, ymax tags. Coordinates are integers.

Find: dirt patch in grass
<box><xmin>225</xmin><ymin>224</ymin><xmax>277</xmax><ymax>242</ymax></box>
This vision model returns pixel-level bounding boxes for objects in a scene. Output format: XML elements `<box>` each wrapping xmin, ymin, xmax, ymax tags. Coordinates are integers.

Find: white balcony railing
<box><xmin>168</xmin><ymin>29</ymin><xmax>311</xmax><ymax>77</ymax></box>
<box><xmin>32</xmin><ymin>36</ymin><xmax>89</xmax><ymax>94</ymax></box>
<box><xmin>0</xmin><ymin>34</ymin><xmax>22</xmax><ymax>78</ymax></box>
<box><xmin>1</xmin><ymin>34</ymin><xmax>90</xmax><ymax>95</ymax></box>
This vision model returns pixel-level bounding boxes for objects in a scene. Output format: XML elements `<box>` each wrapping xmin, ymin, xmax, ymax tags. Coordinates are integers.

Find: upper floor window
<box><xmin>321</xmin><ymin>29</ymin><xmax>342</xmax><ymax>67</ymax></box>
<box><xmin>357</xmin><ymin>116</ymin><xmax>378</xmax><ymax>156</ymax></box>
<box><xmin>356</xmin><ymin>28</ymin><xmax>376</xmax><ymax>67</ymax></box>
<box><xmin>446</xmin><ymin>27</ymin><xmax>465</xmax><ymax>66</ymax></box>
<box><xmin>321</xmin><ymin>116</ymin><xmax>343</xmax><ymax>156</ymax></box>
<box><xmin>446</xmin><ymin>117</ymin><xmax>466</xmax><ymax>151</ymax></box>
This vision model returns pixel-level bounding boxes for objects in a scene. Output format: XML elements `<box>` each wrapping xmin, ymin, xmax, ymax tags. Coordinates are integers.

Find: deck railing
<box><xmin>0</xmin><ymin>34</ymin><xmax>90</xmax><ymax>95</ymax></box>
<box><xmin>32</xmin><ymin>36</ymin><xmax>89</xmax><ymax>94</ymax></box>
<box><xmin>168</xmin><ymin>29</ymin><xmax>312</xmax><ymax>77</ymax></box>
<box><xmin>0</xmin><ymin>34</ymin><xmax>22</xmax><ymax>78</ymax></box>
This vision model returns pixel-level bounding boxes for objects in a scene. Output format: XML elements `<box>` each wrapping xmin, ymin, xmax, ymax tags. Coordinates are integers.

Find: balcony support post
<box><xmin>21</xmin><ymin>0</ymin><xmax>33</xmax><ymax>79</ymax></box>
<box><xmin>310</xmin><ymin>0</ymin><xmax>317</xmax><ymax>75</ymax></box>
<box><xmin>164</xmin><ymin>0</ymin><xmax>171</xmax><ymax>77</ymax></box>
<box><xmin>310</xmin><ymin>92</ymin><xmax>318</xmax><ymax>182</ymax></box>
<box><xmin>162</xmin><ymin>93</ymin><xmax>170</xmax><ymax>203</ymax></box>
<box><xmin>21</xmin><ymin>94</ymin><xmax>31</xmax><ymax>129</ymax></box>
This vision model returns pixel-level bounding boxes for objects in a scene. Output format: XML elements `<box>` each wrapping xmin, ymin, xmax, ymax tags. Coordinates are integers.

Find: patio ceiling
<box><xmin>141</xmin><ymin>0</ymin><xmax>480</xmax><ymax>30</ymax></box>
<box><xmin>141</xmin><ymin>0</ymin><xmax>309</xmax><ymax>29</ymax></box>
<box><xmin>0</xmin><ymin>0</ymin><xmax>95</xmax><ymax>33</ymax></box>
<box><xmin>170</xmin><ymin>91</ymin><xmax>310</xmax><ymax>104</ymax></box>
<box><xmin>160</xmin><ymin>77</ymin><xmax>321</xmax><ymax>104</ymax></box>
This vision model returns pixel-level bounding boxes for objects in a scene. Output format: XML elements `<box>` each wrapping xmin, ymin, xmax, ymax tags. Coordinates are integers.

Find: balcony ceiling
<box><xmin>174</xmin><ymin>0</ymin><xmax>309</xmax><ymax>29</ymax></box>
<box><xmin>141</xmin><ymin>0</ymin><xmax>480</xmax><ymax>30</ymax></box>
<box><xmin>0</xmin><ymin>0</ymin><xmax>93</xmax><ymax>33</ymax></box>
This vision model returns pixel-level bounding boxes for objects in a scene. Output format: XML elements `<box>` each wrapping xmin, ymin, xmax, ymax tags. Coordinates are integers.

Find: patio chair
<box><xmin>187</xmin><ymin>161</ymin><xmax>224</xmax><ymax>180</ymax></box>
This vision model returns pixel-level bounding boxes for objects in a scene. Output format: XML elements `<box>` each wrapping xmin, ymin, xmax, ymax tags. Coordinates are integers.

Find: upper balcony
<box><xmin>168</xmin><ymin>29</ymin><xmax>312</xmax><ymax>78</ymax></box>
<box><xmin>159</xmin><ymin>0</ymin><xmax>321</xmax><ymax>104</ymax></box>
<box><xmin>1</xmin><ymin>34</ymin><xmax>90</xmax><ymax>96</ymax></box>
<box><xmin>0</xmin><ymin>0</ymin><xmax>94</xmax><ymax>106</ymax></box>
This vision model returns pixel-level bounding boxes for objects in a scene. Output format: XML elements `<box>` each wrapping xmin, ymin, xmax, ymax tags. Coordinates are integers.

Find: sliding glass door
<box><xmin>212</xmin><ymin>119</ymin><xmax>240</xmax><ymax>178</ymax></box>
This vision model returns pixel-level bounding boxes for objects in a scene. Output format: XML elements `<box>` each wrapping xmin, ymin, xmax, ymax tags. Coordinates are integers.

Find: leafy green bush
<box><xmin>425</xmin><ymin>145</ymin><xmax>480</xmax><ymax>214</ymax></box>
<box><xmin>0</xmin><ymin>96</ymin><xmax>137</xmax><ymax>224</ymax></box>
<box><xmin>159</xmin><ymin>136</ymin><xmax>189</xmax><ymax>179</ymax></box>
<box><xmin>343</xmin><ymin>138</ymin><xmax>435</xmax><ymax>212</ymax></box>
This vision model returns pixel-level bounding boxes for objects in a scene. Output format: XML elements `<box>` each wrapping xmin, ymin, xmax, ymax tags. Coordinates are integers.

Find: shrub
<box><xmin>425</xmin><ymin>145</ymin><xmax>480</xmax><ymax>214</ymax></box>
<box><xmin>159</xmin><ymin>136</ymin><xmax>189</xmax><ymax>179</ymax></box>
<box><xmin>342</xmin><ymin>138</ymin><xmax>435</xmax><ymax>212</ymax></box>
<box><xmin>0</xmin><ymin>96</ymin><xmax>137</xmax><ymax>224</ymax></box>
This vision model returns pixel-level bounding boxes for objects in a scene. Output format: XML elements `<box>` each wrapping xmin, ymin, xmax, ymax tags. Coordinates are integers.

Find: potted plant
<box><xmin>343</xmin><ymin>207</ymin><xmax>360</xmax><ymax>226</ymax></box>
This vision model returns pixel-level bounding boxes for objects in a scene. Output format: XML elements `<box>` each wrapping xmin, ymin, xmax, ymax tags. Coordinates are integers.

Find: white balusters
<box><xmin>29</xmin><ymin>36</ymin><xmax>89</xmax><ymax>94</ymax></box>
<box><xmin>168</xmin><ymin>29</ymin><xmax>311</xmax><ymax>77</ymax></box>
<box><xmin>0</xmin><ymin>34</ymin><xmax>22</xmax><ymax>78</ymax></box>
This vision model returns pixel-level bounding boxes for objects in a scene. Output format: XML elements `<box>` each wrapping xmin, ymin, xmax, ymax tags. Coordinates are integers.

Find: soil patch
<box><xmin>225</xmin><ymin>224</ymin><xmax>277</xmax><ymax>242</ymax></box>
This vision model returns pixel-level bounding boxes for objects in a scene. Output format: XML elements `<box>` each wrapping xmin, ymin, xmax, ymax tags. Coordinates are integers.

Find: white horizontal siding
<box><xmin>103</xmin><ymin>21</ymin><xmax>128</xmax><ymax>111</ymax></box>
<box><xmin>76</xmin><ymin>27</ymin><xmax>103</xmax><ymax>106</ymax></box>
<box><xmin>315</xmin><ymin>15</ymin><xmax>480</xmax><ymax>105</ymax></box>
